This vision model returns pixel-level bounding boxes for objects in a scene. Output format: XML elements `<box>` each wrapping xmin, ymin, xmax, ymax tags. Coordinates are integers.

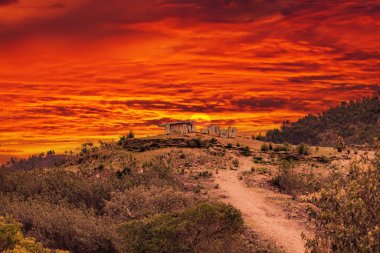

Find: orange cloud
<box><xmin>0</xmin><ymin>0</ymin><xmax>379</xmax><ymax>158</ymax></box>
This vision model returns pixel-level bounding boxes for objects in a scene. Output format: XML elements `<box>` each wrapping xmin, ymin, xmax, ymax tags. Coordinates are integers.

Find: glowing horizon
<box><xmin>0</xmin><ymin>0</ymin><xmax>379</xmax><ymax>160</ymax></box>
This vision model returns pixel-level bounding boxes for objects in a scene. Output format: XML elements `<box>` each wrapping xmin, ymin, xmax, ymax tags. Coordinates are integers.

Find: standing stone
<box><xmin>208</xmin><ymin>125</ymin><xmax>221</xmax><ymax>137</ymax></box>
<box><xmin>220</xmin><ymin>129</ymin><xmax>228</xmax><ymax>138</ymax></box>
<box><xmin>165</xmin><ymin>125</ymin><xmax>171</xmax><ymax>135</ymax></box>
<box><xmin>229</xmin><ymin>127</ymin><xmax>237</xmax><ymax>138</ymax></box>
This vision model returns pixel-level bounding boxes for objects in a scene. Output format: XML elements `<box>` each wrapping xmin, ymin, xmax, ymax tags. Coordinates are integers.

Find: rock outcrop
<box><xmin>200</xmin><ymin>125</ymin><xmax>237</xmax><ymax>138</ymax></box>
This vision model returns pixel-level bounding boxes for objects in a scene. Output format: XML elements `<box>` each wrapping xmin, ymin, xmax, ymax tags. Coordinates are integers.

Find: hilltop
<box><xmin>265</xmin><ymin>96</ymin><xmax>380</xmax><ymax>146</ymax></box>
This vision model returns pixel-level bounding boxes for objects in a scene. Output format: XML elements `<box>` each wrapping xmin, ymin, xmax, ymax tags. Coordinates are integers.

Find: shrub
<box><xmin>118</xmin><ymin>202</ymin><xmax>244</xmax><ymax>253</ymax></box>
<box><xmin>46</xmin><ymin>150</ymin><xmax>55</xmax><ymax>156</ymax></box>
<box><xmin>226</xmin><ymin>143</ymin><xmax>233</xmax><ymax>149</ymax></box>
<box><xmin>335</xmin><ymin>136</ymin><xmax>346</xmax><ymax>152</ymax></box>
<box><xmin>232</xmin><ymin>158</ymin><xmax>239</xmax><ymax>167</ymax></box>
<box><xmin>256</xmin><ymin>167</ymin><xmax>271</xmax><ymax>175</ymax></box>
<box><xmin>240</xmin><ymin>146</ymin><xmax>251</xmax><ymax>156</ymax></box>
<box><xmin>260</xmin><ymin>143</ymin><xmax>269</xmax><ymax>152</ymax></box>
<box><xmin>252</xmin><ymin>156</ymin><xmax>263</xmax><ymax>164</ymax></box>
<box><xmin>256</xmin><ymin>133</ymin><xmax>265</xmax><ymax>141</ymax></box>
<box><xmin>306</xmin><ymin>158</ymin><xmax>380</xmax><ymax>252</ymax></box>
<box><xmin>0</xmin><ymin>215</ymin><xmax>67</xmax><ymax>253</ymax></box>
<box><xmin>297</xmin><ymin>143</ymin><xmax>310</xmax><ymax>155</ymax></box>
<box><xmin>273</xmin><ymin>144</ymin><xmax>290</xmax><ymax>152</ymax></box>
<box><xmin>268</xmin><ymin>143</ymin><xmax>273</xmax><ymax>151</ymax></box>
<box><xmin>0</xmin><ymin>169</ymin><xmax>118</xmax><ymax>213</ymax></box>
<box><xmin>318</xmin><ymin>155</ymin><xmax>330</xmax><ymax>164</ymax></box>
<box><xmin>197</xmin><ymin>171</ymin><xmax>212</xmax><ymax>178</ymax></box>
<box><xmin>271</xmin><ymin>160</ymin><xmax>319</xmax><ymax>195</ymax></box>
<box><xmin>105</xmin><ymin>186</ymin><xmax>192</xmax><ymax>221</ymax></box>
<box><xmin>187</xmin><ymin>138</ymin><xmax>202</xmax><ymax>148</ymax></box>
<box><xmin>127</xmin><ymin>130</ymin><xmax>135</xmax><ymax>139</ymax></box>
<box><xmin>0</xmin><ymin>198</ymin><xmax>118</xmax><ymax>253</ymax></box>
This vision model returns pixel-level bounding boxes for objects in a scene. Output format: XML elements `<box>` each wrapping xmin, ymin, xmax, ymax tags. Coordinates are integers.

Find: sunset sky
<box><xmin>0</xmin><ymin>0</ymin><xmax>379</xmax><ymax>160</ymax></box>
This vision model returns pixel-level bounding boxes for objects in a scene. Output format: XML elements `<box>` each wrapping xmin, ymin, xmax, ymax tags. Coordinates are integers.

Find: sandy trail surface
<box><xmin>214</xmin><ymin>157</ymin><xmax>310</xmax><ymax>253</ymax></box>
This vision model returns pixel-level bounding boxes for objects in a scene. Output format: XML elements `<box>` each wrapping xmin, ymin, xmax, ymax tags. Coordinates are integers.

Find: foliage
<box><xmin>240</xmin><ymin>146</ymin><xmax>252</xmax><ymax>156</ymax></box>
<box><xmin>297</xmin><ymin>143</ymin><xmax>310</xmax><ymax>155</ymax></box>
<box><xmin>0</xmin><ymin>197</ymin><xmax>118</xmax><ymax>253</ymax></box>
<box><xmin>335</xmin><ymin>136</ymin><xmax>346</xmax><ymax>153</ymax></box>
<box><xmin>260</xmin><ymin>143</ymin><xmax>269</xmax><ymax>152</ymax></box>
<box><xmin>118</xmin><ymin>202</ymin><xmax>244</xmax><ymax>253</ymax></box>
<box><xmin>127</xmin><ymin>130</ymin><xmax>135</xmax><ymax>139</ymax></box>
<box><xmin>187</xmin><ymin>138</ymin><xmax>202</xmax><ymax>148</ymax></box>
<box><xmin>265</xmin><ymin>96</ymin><xmax>380</xmax><ymax>145</ymax></box>
<box><xmin>226</xmin><ymin>143</ymin><xmax>233</xmax><ymax>149</ymax></box>
<box><xmin>105</xmin><ymin>186</ymin><xmax>193</xmax><ymax>221</ymax></box>
<box><xmin>271</xmin><ymin>160</ymin><xmax>320</xmax><ymax>195</ymax></box>
<box><xmin>273</xmin><ymin>143</ymin><xmax>290</xmax><ymax>152</ymax></box>
<box><xmin>0</xmin><ymin>215</ymin><xmax>67</xmax><ymax>253</ymax></box>
<box><xmin>256</xmin><ymin>133</ymin><xmax>265</xmax><ymax>141</ymax></box>
<box><xmin>0</xmin><ymin>169</ymin><xmax>118</xmax><ymax>213</ymax></box>
<box><xmin>232</xmin><ymin>158</ymin><xmax>239</xmax><ymax>167</ymax></box>
<box><xmin>306</xmin><ymin>156</ymin><xmax>380</xmax><ymax>252</ymax></box>
<box><xmin>117</xmin><ymin>131</ymin><xmax>135</xmax><ymax>146</ymax></box>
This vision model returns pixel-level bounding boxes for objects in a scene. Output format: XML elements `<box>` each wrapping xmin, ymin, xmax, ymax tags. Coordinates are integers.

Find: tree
<box><xmin>127</xmin><ymin>130</ymin><xmax>135</xmax><ymax>139</ymax></box>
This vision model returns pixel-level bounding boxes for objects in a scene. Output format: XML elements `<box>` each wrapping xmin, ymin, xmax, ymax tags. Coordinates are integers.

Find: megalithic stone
<box><xmin>220</xmin><ymin>129</ymin><xmax>228</xmax><ymax>138</ymax></box>
<box><xmin>230</xmin><ymin>127</ymin><xmax>237</xmax><ymax>138</ymax></box>
<box><xmin>165</xmin><ymin>125</ymin><xmax>171</xmax><ymax>135</ymax></box>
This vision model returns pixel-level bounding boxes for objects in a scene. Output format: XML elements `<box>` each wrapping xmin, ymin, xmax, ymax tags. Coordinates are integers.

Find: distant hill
<box><xmin>265</xmin><ymin>96</ymin><xmax>380</xmax><ymax>146</ymax></box>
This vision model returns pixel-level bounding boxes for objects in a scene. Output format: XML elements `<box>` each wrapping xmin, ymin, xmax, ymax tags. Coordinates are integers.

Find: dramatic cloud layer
<box><xmin>0</xmin><ymin>0</ymin><xmax>379</xmax><ymax>158</ymax></box>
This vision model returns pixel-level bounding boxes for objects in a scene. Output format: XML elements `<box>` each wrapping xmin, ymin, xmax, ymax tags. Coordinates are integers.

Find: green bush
<box><xmin>0</xmin><ymin>215</ymin><xmax>67</xmax><ymax>253</ymax></box>
<box><xmin>105</xmin><ymin>186</ymin><xmax>192</xmax><ymax>221</ymax></box>
<box><xmin>335</xmin><ymin>136</ymin><xmax>346</xmax><ymax>153</ymax></box>
<box><xmin>240</xmin><ymin>146</ymin><xmax>251</xmax><ymax>156</ymax></box>
<box><xmin>118</xmin><ymin>202</ymin><xmax>244</xmax><ymax>253</ymax></box>
<box><xmin>260</xmin><ymin>143</ymin><xmax>269</xmax><ymax>152</ymax></box>
<box><xmin>306</xmin><ymin>156</ymin><xmax>380</xmax><ymax>252</ymax></box>
<box><xmin>0</xmin><ymin>169</ymin><xmax>118</xmax><ymax>213</ymax></box>
<box><xmin>256</xmin><ymin>133</ymin><xmax>265</xmax><ymax>141</ymax></box>
<box><xmin>297</xmin><ymin>143</ymin><xmax>310</xmax><ymax>155</ymax></box>
<box><xmin>187</xmin><ymin>138</ymin><xmax>202</xmax><ymax>148</ymax></box>
<box><xmin>271</xmin><ymin>160</ymin><xmax>319</xmax><ymax>195</ymax></box>
<box><xmin>0</xmin><ymin>199</ymin><xmax>117</xmax><ymax>253</ymax></box>
<box><xmin>273</xmin><ymin>143</ymin><xmax>290</xmax><ymax>152</ymax></box>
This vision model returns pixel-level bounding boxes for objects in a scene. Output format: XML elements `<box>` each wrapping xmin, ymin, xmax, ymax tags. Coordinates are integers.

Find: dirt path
<box><xmin>214</xmin><ymin>157</ymin><xmax>309</xmax><ymax>253</ymax></box>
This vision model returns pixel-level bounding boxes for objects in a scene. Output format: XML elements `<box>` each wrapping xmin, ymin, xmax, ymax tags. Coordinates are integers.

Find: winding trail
<box><xmin>214</xmin><ymin>157</ymin><xmax>310</xmax><ymax>253</ymax></box>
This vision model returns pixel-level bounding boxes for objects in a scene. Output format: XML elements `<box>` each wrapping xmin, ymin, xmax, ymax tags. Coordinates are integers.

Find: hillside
<box><xmin>265</xmin><ymin>96</ymin><xmax>380</xmax><ymax>146</ymax></box>
<box><xmin>1</xmin><ymin>134</ymin><xmax>379</xmax><ymax>252</ymax></box>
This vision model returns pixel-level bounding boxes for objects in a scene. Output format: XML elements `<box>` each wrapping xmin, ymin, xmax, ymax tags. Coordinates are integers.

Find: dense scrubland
<box><xmin>265</xmin><ymin>96</ymin><xmax>380</xmax><ymax>146</ymax></box>
<box><xmin>0</xmin><ymin>139</ymin><xmax>278</xmax><ymax>253</ymax></box>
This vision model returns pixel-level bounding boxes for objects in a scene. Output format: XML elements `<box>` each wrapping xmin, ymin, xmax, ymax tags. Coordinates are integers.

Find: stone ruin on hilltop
<box><xmin>158</xmin><ymin>121</ymin><xmax>197</xmax><ymax>135</ymax></box>
<box><xmin>200</xmin><ymin>125</ymin><xmax>237</xmax><ymax>138</ymax></box>
<box><xmin>158</xmin><ymin>121</ymin><xmax>237</xmax><ymax>138</ymax></box>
